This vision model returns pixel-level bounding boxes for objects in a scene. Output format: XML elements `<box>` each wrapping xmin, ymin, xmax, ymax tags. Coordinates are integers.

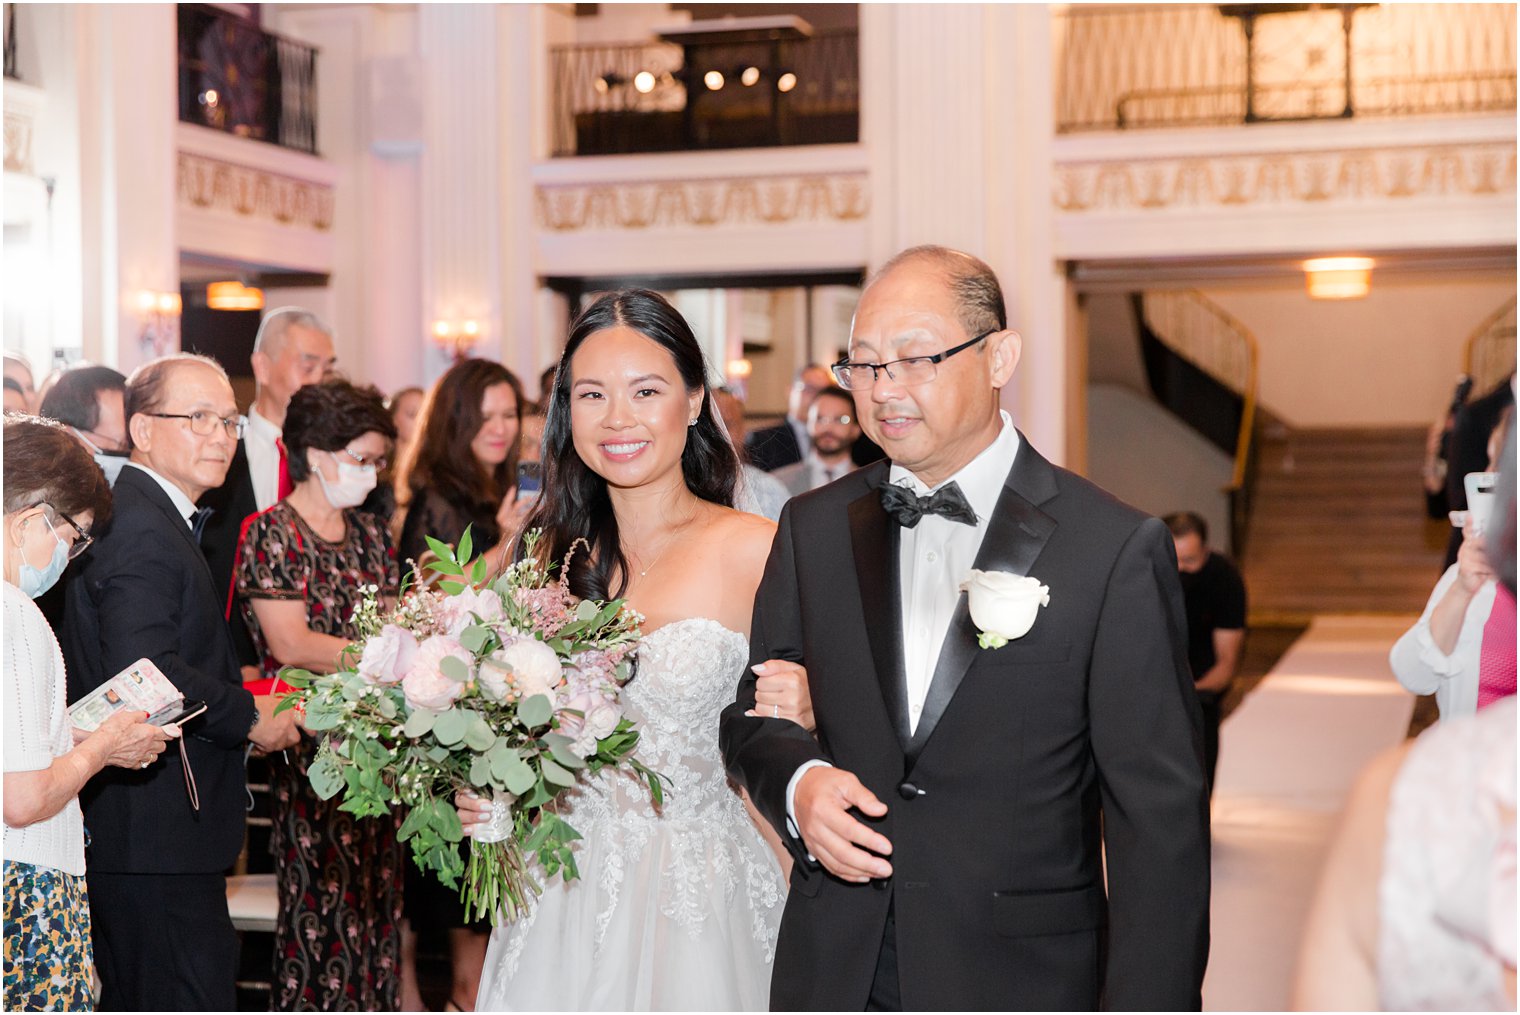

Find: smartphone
<box><xmin>145</xmin><ymin>698</ymin><xmax>208</xmax><ymax>728</ymax></box>
<box><xmin>1465</xmin><ymin>471</ymin><xmax>1498</xmax><ymax>535</ymax></box>
<box><xmin>516</xmin><ymin>460</ymin><xmax>543</xmax><ymax>497</ymax></box>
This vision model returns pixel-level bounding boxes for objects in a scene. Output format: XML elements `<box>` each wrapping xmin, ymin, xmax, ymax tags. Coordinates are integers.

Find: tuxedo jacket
<box><xmin>720</xmin><ymin>436</ymin><xmax>1210</xmax><ymax>1011</ymax></box>
<box><xmin>64</xmin><ymin>467</ymin><xmax>256</xmax><ymax>874</ymax></box>
<box><xmin>196</xmin><ymin>439</ymin><xmax>260</xmax><ymax>666</ymax></box>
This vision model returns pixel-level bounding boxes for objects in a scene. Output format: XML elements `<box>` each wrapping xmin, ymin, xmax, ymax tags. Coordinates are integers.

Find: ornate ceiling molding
<box><xmin>535</xmin><ymin>173</ymin><xmax>869</xmax><ymax>232</ymax></box>
<box><xmin>1055</xmin><ymin>142</ymin><xmax>1517</xmax><ymax>213</ymax></box>
<box><xmin>176</xmin><ymin>151</ymin><xmax>335</xmax><ymax>231</ymax></box>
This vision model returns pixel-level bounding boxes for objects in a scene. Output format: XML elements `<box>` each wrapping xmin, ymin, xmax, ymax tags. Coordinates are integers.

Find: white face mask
<box><xmin>315</xmin><ymin>452</ymin><xmax>378</xmax><ymax>509</ymax></box>
<box><xmin>73</xmin><ymin>428</ymin><xmax>129</xmax><ymax>487</ymax></box>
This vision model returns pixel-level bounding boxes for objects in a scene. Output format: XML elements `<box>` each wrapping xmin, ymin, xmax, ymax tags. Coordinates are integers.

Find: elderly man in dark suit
<box><xmin>65</xmin><ymin>353</ymin><xmax>302</xmax><ymax>1010</ymax></box>
<box><xmin>721</xmin><ymin>246</ymin><xmax>1210</xmax><ymax>1010</ymax></box>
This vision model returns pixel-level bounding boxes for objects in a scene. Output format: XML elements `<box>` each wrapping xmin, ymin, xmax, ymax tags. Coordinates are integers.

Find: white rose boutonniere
<box><xmin>959</xmin><ymin>569</ymin><xmax>1050</xmax><ymax>649</ymax></box>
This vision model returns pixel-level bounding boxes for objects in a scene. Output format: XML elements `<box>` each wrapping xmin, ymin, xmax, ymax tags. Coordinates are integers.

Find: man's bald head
<box><xmin>865</xmin><ymin>245</ymin><xmax>1006</xmax><ymax>342</ymax></box>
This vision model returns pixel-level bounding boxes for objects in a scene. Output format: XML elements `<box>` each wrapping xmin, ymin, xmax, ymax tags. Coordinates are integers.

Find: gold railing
<box><xmin>1056</xmin><ymin>3</ymin><xmax>1516</xmax><ymax>132</ymax></box>
<box><xmin>1465</xmin><ymin>296</ymin><xmax>1518</xmax><ymax>394</ymax></box>
<box><xmin>1139</xmin><ymin>290</ymin><xmax>1259</xmax><ymax>495</ymax></box>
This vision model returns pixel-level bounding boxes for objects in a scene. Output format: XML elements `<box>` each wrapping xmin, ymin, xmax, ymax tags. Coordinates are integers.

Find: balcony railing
<box><xmin>1056</xmin><ymin>3</ymin><xmax>1516</xmax><ymax>132</ymax></box>
<box><xmin>549</xmin><ymin>29</ymin><xmax>858</xmax><ymax>157</ymax></box>
<box><xmin>177</xmin><ymin>4</ymin><xmax>318</xmax><ymax>155</ymax></box>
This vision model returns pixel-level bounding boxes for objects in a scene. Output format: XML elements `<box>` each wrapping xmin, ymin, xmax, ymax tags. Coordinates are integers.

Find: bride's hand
<box><xmin>456</xmin><ymin>790</ymin><xmax>494</xmax><ymax>837</ymax></box>
<box><xmin>746</xmin><ymin>660</ymin><xmax>815</xmax><ymax>733</ymax></box>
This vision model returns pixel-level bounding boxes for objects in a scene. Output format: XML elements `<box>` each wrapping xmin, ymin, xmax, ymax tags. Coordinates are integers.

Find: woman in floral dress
<box><xmin>235</xmin><ymin>380</ymin><xmax>402</xmax><ymax>1011</ymax></box>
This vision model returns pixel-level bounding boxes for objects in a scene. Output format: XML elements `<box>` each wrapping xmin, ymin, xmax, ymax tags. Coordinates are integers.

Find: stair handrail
<box><xmin>1139</xmin><ymin>290</ymin><xmax>1260</xmax><ymax>493</ymax></box>
<box><xmin>1464</xmin><ymin>295</ymin><xmax>1517</xmax><ymax>395</ymax></box>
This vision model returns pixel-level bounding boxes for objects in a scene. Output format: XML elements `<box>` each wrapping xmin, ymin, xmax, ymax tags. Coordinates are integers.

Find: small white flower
<box><xmin>959</xmin><ymin>569</ymin><xmax>1050</xmax><ymax>649</ymax></box>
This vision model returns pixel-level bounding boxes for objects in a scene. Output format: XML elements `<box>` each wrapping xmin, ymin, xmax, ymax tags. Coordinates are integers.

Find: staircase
<box><xmin>1241</xmin><ymin>427</ymin><xmax>1448</xmax><ymax>623</ymax></box>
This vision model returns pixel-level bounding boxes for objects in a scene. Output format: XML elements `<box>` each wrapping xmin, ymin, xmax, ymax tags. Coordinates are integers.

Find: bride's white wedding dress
<box><xmin>475</xmin><ymin>618</ymin><xmax>785</xmax><ymax>1011</ymax></box>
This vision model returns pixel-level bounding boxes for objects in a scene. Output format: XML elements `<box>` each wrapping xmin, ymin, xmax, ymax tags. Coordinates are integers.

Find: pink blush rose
<box><xmin>439</xmin><ymin>586</ymin><xmax>506</xmax><ymax>637</ymax></box>
<box><xmin>357</xmin><ymin>624</ymin><xmax>418</xmax><ymax>685</ymax></box>
<box><xmin>401</xmin><ymin>635</ymin><xmax>471</xmax><ymax>711</ymax></box>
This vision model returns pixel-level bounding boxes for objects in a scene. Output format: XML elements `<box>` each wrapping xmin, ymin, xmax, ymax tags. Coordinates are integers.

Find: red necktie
<box><xmin>276</xmin><ymin>437</ymin><xmax>294</xmax><ymax>501</ymax></box>
<box><xmin>1476</xmin><ymin>583</ymin><xmax>1517</xmax><ymax>710</ymax></box>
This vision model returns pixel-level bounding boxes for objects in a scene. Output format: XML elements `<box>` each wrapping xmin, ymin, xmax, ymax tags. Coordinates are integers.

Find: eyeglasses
<box><xmin>33</xmin><ymin>506</ymin><xmax>93</xmax><ymax>560</ymax></box>
<box><xmin>336</xmin><ymin>445</ymin><xmax>387</xmax><ymax>471</ymax></box>
<box><xmin>831</xmin><ymin>330</ymin><xmax>995</xmax><ymax>391</ymax></box>
<box><xmin>146</xmin><ymin>411</ymin><xmax>247</xmax><ymax>439</ymax></box>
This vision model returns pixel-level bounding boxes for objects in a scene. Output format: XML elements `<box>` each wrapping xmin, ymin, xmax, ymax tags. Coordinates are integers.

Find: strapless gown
<box><xmin>475</xmin><ymin>618</ymin><xmax>784</xmax><ymax>1011</ymax></box>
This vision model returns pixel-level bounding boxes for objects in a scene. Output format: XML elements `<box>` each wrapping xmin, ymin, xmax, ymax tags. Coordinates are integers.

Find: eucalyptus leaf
<box><xmin>425</xmin><ymin>744</ymin><xmax>452</xmax><ymax>763</ymax></box>
<box><xmin>439</xmin><ymin>655</ymin><xmax>471</xmax><ymax>683</ymax></box>
<box><xmin>464</xmin><ymin>718</ymin><xmax>497</xmax><ymax>753</ymax></box>
<box><xmin>518</xmin><ymin>694</ymin><xmax>553</xmax><ymax>730</ymax></box>
<box><xmin>376</xmin><ymin>695</ymin><xmax>398</xmax><ymax>720</ymax></box>
<box><xmin>503</xmin><ymin>756</ymin><xmax>537</xmax><ymax>796</ymax></box>
<box><xmin>434</xmin><ymin>798</ymin><xmax>465</xmax><ymax>842</ymax></box>
<box><xmin>575</xmin><ymin>599</ymin><xmax>598</xmax><ymax>622</ymax></box>
<box><xmin>541</xmin><ymin>758</ymin><xmax>575</xmax><ymax>788</ymax></box>
<box><xmin>459</xmin><ymin>625</ymin><xmax>489</xmax><ymax>655</ymax></box>
<box><xmin>403</xmin><ymin>708</ymin><xmax>438</xmax><ymax>737</ymax></box>
<box><xmin>469</xmin><ymin>755</ymin><xmax>493</xmax><ymax>787</ymax></box>
<box><xmin>433</xmin><ymin>708</ymin><xmax>468</xmax><ymax>746</ymax></box>
<box><xmin>543</xmin><ymin>733</ymin><xmax>587</xmax><ymax>770</ymax></box>
<box><xmin>490</xmin><ymin>747</ymin><xmax>521</xmax><ymax>782</ymax></box>
<box><xmin>308</xmin><ymin>755</ymin><xmax>344</xmax><ymax>800</ymax></box>
<box><xmin>303</xmin><ymin>702</ymin><xmax>344</xmax><ymax>731</ymax></box>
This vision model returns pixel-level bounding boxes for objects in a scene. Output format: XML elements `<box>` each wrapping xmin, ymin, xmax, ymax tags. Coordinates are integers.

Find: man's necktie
<box><xmin>190</xmin><ymin>506</ymin><xmax>215</xmax><ymax>544</ymax></box>
<box><xmin>276</xmin><ymin>437</ymin><xmax>294</xmax><ymax>500</ymax></box>
<box><xmin>1476</xmin><ymin>583</ymin><xmax>1516</xmax><ymax>710</ymax></box>
<box><xmin>879</xmin><ymin>481</ymin><xmax>979</xmax><ymax>528</ymax></box>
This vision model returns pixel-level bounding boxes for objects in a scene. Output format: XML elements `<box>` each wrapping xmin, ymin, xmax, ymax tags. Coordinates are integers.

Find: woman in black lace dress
<box><xmin>234</xmin><ymin>380</ymin><xmax>402</xmax><ymax>1011</ymax></box>
<box><xmin>391</xmin><ymin>357</ymin><xmax>530</xmax><ymax>1010</ymax></box>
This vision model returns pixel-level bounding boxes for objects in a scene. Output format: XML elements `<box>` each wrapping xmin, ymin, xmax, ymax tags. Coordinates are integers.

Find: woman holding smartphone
<box><xmin>391</xmin><ymin>357</ymin><xmax>531</xmax><ymax>1010</ymax></box>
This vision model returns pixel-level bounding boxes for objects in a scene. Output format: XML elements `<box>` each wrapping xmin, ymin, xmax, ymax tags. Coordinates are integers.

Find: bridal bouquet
<box><xmin>275</xmin><ymin>528</ymin><xmax>660</xmax><ymax>925</ymax></box>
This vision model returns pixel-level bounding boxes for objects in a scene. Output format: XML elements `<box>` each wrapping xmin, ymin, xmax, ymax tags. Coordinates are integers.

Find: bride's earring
<box><xmin>688</xmin><ymin>418</ymin><xmax>698</xmax><ymax>427</ymax></box>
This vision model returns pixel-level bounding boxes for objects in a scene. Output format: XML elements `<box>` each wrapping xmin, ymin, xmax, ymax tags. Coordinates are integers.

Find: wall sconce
<box><xmin>431</xmin><ymin>318</ymin><xmax>482</xmax><ymax>360</ymax></box>
<box><xmin>206</xmin><ymin>281</ymin><xmax>265</xmax><ymax>311</ymax></box>
<box><xmin>1303</xmin><ymin>257</ymin><xmax>1374</xmax><ymax>300</ymax></box>
<box><xmin>726</xmin><ymin>358</ymin><xmax>753</xmax><ymax>380</ymax></box>
<box><xmin>135</xmin><ymin>289</ymin><xmax>182</xmax><ymax>357</ymax></box>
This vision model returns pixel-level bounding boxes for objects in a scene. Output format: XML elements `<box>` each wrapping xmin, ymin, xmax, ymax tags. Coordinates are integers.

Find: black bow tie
<box><xmin>190</xmin><ymin>506</ymin><xmax>215</xmax><ymax>543</ymax></box>
<box><xmin>879</xmin><ymin>481</ymin><xmax>979</xmax><ymax>528</ymax></box>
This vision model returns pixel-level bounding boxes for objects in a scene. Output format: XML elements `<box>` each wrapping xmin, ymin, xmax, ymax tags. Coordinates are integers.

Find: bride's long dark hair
<box><xmin>522</xmin><ymin>289</ymin><xmax>738</xmax><ymax>601</ymax></box>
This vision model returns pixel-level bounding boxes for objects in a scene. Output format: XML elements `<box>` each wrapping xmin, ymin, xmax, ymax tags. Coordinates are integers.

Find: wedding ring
<box><xmin>140</xmin><ymin>762</ymin><xmax>149</xmax><ymax>769</ymax></box>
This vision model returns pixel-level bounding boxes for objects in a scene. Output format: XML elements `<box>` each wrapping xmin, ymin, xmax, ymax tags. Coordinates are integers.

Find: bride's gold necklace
<box><xmin>629</xmin><ymin>507</ymin><xmax>700</xmax><ymax>580</ymax></box>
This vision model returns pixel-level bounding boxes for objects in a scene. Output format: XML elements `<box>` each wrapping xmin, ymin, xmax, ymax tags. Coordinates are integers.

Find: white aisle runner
<box><xmin>1202</xmin><ymin>615</ymin><xmax>1417</xmax><ymax>1012</ymax></box>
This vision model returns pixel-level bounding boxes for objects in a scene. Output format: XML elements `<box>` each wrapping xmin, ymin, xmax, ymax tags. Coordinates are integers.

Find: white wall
<box><xmin>1201</xmin><ymin>272</ymin><xmax>1516</xmax><ymax>428</ymax></box>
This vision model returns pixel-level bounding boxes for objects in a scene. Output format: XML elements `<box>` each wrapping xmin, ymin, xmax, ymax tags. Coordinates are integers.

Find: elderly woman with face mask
<box><xmin>232</xmin><ymin>379</ymin><xmax>404</xmax><ymax>1012</ymax></box>
<box><xmin>2</xmin><ymin>416</ymin><xmax>173</xmax><ymax>1011</ymax></box>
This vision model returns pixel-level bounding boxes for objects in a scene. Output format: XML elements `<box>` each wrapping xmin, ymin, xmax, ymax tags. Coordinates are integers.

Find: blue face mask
<box><xmin>18</xmin><ymin>514</ymin><xmax>69</xmax><ymax>599</ymax></box>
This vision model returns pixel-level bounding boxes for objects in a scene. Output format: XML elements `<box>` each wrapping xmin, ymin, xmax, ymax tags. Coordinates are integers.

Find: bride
<box><xmin>457</xmin><ymin>289</ymin><xmax>812</xmax><ymax>1010</ymax></box>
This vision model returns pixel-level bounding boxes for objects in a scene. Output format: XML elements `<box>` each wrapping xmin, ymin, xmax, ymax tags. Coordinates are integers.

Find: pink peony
<box><xmin>490</xmin><ymin>637</ymin><xmax>564</xmax><ymax>703</ymax></box>
<box><xmin>438</xmin><ymin>586</ymin><xmax>506</xmax><ymax>638</ymax></box>
<box><xmin>401</xmin><ymin>635</ymin><xmax>472</xmax><ymax>711</ymax></box>
<box><xmin>357</xmin><ymin>624</ymin><xmax>419</xmax><ymax>685</ymax></box>
<box><xmin>559</xmin><ymin>690</ymin><xmax>622</xmax><ymax>756</ymax></box>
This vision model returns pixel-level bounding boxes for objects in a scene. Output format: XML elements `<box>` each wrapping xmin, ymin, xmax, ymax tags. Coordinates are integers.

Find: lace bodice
<box><xmin>480</xmin><ymin>618</ymin><xmax>784</xmax><ymax>1002</ymax></box>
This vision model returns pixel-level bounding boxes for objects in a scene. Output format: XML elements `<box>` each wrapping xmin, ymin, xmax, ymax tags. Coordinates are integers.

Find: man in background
<box><xmin>1165</xmin><ymin>510</ymin><xmax>1247</xmax><ymax>796</ymax></box>
<box><xmin>198</xmin><ymin>307</ymin><xmax>336</xmax><ymax>672</ymax></box>
<box><xmin>744</xmin><ymin>363</ymin><xmax>834</xmax><ymax>472</ymax></box>
<box><xmin>773</xmin><ymin>385</ymin><xmax>861</xmax><ymax>497</ymax></box>
<box><xmin>40</xmin><ymin>365</ymin><xmax>130</xmax><ymax>484</ymax></box>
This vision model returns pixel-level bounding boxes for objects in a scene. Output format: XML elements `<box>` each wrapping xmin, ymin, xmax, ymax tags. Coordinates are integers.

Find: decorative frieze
<box><xmin>176</xmin><ymin>151</ymin><xmax>335</xmax><ymax>231</ymax></box>
<box><xmin>1055</xmin><ymin>142</ymin><xmax>1517</xmax><ymax>213</ymax></box>
<box><xmin>535</xmin><ymin>173</ymin><xmax>869</xmax><ymax>232</ymax></box>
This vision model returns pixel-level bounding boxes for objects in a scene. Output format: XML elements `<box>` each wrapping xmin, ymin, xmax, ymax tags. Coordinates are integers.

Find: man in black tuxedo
<box><xmin>199</xmin><ymin>307</ymin><xmax>336</xmax><ymax>672</ymax></box>
<box><xmin>65</xmin><ymin>353</ymin><xmax>302</xmax><ymax>1010</ymax></box>
<box><xmin>721</xmin><ymin>246</ymin><xmax>1210</xmax><ymax>1011</ymax></box>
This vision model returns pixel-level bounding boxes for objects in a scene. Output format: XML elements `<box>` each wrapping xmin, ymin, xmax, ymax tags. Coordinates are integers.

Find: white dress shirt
<box><xmin>124</xmin><ymin>462</ymin><xmax>199</xmax><ymax>529</ymax></box>
<box><xmin>892</xmin><ymin>412</ymin><xmax>1020</xmax><ymax>734</ymax></box>
<box><xmin>785</xmin><ymin>412</ymin><xmax>1021</xmax><ymax>826</ymax></box>
<box><xmin>1389</xmin><ymin>562</ymin><xmax>1495</xmax><ymax>720</ymax></box>
<box><xmin>244</xmin><ymin>406</ymin><xmax>282</xmax><ymax>512</ymax></box>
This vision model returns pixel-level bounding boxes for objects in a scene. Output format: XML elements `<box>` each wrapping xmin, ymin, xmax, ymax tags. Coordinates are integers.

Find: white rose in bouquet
<box><xmin>402</xmin><ymin>634</ymin><xmax>472</xmax><ymax>710</ymax></box>
<box><xmin>959</xmin><ymin>569</ymin><xmax>1050</xmax><ymax>649</ymax></box>
<box><xmin>357</xmin><ymin>623</ymin><xmax>418</xmax><ymax>685</ymax></box>
<box><xmin>491</xmin><ymin>637</ymin><xmax>564</xmax><ymax>702</ymax></box>
<box><xmin>439</xmin><ymin>585</ymin><xmax>506</xmax><ymax>637</ymax></box>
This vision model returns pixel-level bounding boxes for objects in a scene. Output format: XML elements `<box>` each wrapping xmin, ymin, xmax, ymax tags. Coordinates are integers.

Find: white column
<box><xmin>420</xmin><ymin>5</ymin><xmax>503</xmax><ymax>377</ymax></box>
<box><xmin>497</xmin><ymin>4</ymin><xmax>547</xmax><ymax>385</ymax></box>
<box><xmin>859</xmin><ymin>4</ymin><xmax>1069</xmax><ymax>462</ymax></box>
